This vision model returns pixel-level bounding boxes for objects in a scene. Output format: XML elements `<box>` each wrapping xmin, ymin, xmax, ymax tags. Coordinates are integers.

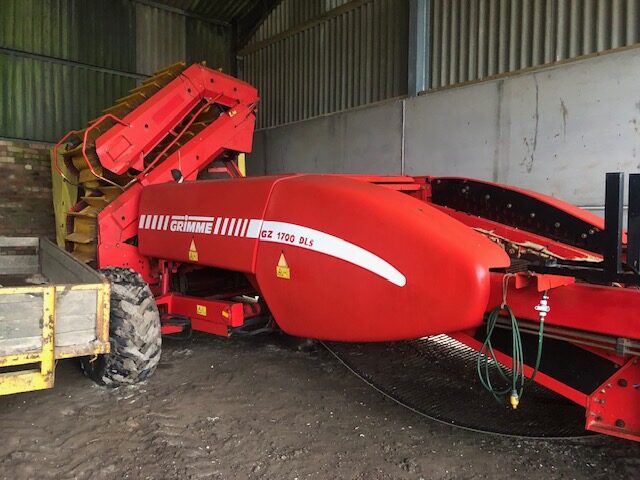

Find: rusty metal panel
<box><xmin>239</xmin><ymin>0</ymin><xmax>408</xmax><ymax>129</ymax></box>
<box><xmin>429</xmin><ymin>0</ymin><xmax>640</xmax><ymax>90</ymax></box>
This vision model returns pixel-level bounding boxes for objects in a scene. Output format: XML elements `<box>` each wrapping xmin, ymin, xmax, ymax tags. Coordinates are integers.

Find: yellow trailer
<box><xmin>0</xmin><ymin>237</ymin><xmax>110</xmax><ymax>395</ymax></box>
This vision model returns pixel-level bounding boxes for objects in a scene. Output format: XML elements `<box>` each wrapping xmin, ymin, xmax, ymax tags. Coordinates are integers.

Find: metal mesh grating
<box><xmin>325</xmin><ymin>335</ymin><xmax>593</xmax><ymax>438</ymax></box>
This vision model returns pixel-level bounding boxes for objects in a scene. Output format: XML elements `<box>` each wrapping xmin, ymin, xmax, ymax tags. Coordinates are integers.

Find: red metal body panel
<box><xmin>138</xmin><ymin>174</ymin><xmax>510</xmax><ymax>341</ymax></box>
<box><xmin>138</xmin><ymin>176</ymin><xmax>278</xmax><ymax>273</ymax></box>
<box><xmin>255</xmin><ymin>175</ymin><xmax>509</xmax><ymax>340</ymax></box>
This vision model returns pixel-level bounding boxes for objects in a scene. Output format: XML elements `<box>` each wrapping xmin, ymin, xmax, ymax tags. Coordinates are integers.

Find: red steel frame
<box><xmin>58</xmin><ymin>65</ymin><xmax>640</xmax><ymax>442</ymax></box>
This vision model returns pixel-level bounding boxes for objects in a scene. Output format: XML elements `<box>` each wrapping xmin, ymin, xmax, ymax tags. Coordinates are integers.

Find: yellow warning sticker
<box><xmin>196</xmin><ymin>304</ymin><xmax>207</xmax><ymax>316</ymax></box>
<box><xmin>188</xmin><ymin>239</ymin><xmax>199</xmax><ymax>262</ymax></box>
<box><xmin>276</xmin><ymin>252</ymin><xmax>290</xmax><ymax>279</ymax></box>
<box><xmin>276</xmin><ymin>252</ymin><xmax>291</xmax><ymax>280</ymax></box>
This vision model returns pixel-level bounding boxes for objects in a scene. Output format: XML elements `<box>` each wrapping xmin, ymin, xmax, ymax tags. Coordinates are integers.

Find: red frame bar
<box><xmin>586</xmin><ymin>358</ymin><xmax>640</xmax><ymax>441</ymax></box>
<box><xmin>156</xmin><ymin>293</ymin><xmax>246</xmax><ymax>337</ymax></box>
<box><xmin>487</xmin><ymin>272</ymin><xmax>640</xmax><ymax>340</ymax></box>
<box><xmin>52</xmin><ymin>130</ymin><xmax>81</xmax><ymax>185</ymax></box>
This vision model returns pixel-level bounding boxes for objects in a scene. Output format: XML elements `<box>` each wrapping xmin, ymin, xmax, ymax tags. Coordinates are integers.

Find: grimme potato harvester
<box><xmin>49</xmin><ymin>63</ymin><xmax>638</xmax><ymax>442</ymax></box>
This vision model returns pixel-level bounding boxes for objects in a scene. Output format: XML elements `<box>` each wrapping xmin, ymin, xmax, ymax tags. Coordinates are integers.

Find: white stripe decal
<box><xmin>144</xmin><ymin>215</ymin><xmax>152</xmax><ymax>229</ymax></box>
<box><xmin>163</xmin><ymin>215</ymin><xmax>170</xmax><ymax>230</ymax></box>
<box><xmin>213</xmin><ymin>218</ymin><xmax>222</xmax><ymax>234</ymax></box>
<box><xmin>227</xmin><ymin>218</ymin><xmax>237</xmax><ymax>236</ymax></box>
<box><xmin>246</xmin><ymin>219</ymin><xmax>262</xmax><ymax>238</ymax></box>
<box><xmin>220</xmin><ymin>218</ymin><xmax>229</xmax><ymax>235</ymax></box>
<box><xmin>258</xmin><ymin>220</ymin><xmax>406</xmax><ymax>287</ymax></box>
<box><xmin>240</xmin><ymin>219</ymin><xmax>249</xmax><ymax>237</ymax></box>
<box><xmin>138</xmin><ymin>215</ymin><xmax>146</xmax><ymax>229</ymax></box>
<box><xmin>233</xmin><ymin>218</ymin><xmax>243</xmax><ymax>236</ymax></box>
<box><xmin>150</xmin><ymin>215</ymin><xmax>158</xmax><ymax>229</ymax></box>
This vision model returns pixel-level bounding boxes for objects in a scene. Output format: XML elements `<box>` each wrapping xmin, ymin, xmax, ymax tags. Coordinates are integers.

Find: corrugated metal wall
<box><xmin>185</xmin><ymin>17</ymin><xmax>233</xmax><ymax>72</ymax></box>
<box><xmin>135</xmin><ymin>4</ymin><xmax>232</xmax><ymax>76</ymax></box>
<box><xmin>1</xmin><ymin>0</ymin><xmax>136</xmax><ymax>72</ymax></box>
<box><xmin>429</xmin><ymin>0</ymin><xmax>640</xmax><ymax>89</ymax></box>
<box><xmin>136</xmin><ymin>3</ymin><xmax>186</xmax><ymax>76</ymax></box>
<box><xmin>249</xmin><ymin>0</ymin><xmax>352</xmax><ymax>42</ymax></box>
<box><xmin>239</xmin><ymin>0</ymin><xmax>409</xmax><ymax>129</ymax></box>
<box><xmin>0</xmin><ymin>0</ymin><xmax>233</xmax><ymax>143</ymax></box>
<box><xmin>0</xmin><ymin>55</ymin><xmax>135</xmax><ymax>142</ymax></box>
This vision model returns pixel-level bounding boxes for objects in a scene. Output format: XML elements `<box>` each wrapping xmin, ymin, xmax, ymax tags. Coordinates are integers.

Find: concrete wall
<box><xmin>249</xmin><ymin>47</ymin><xmax>640</xmax><ymax>213</ymax></box>
<box><xmin>248</xmin><ymin>100</ymin><xmax>403</xmax><ymax>176</ymax></box>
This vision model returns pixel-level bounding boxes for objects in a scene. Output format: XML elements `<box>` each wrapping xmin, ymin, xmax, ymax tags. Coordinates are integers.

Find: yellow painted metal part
<box><xmin>95</xmin><ymin>280</ymin><xmax>111</xmax><ymax>355</ymax></box>
<box><xmin>0</xmin><ymin>281</ymin><xmax>110</xmax><ymax>396</ymax></box>
<box><xmin>237</xmin><ymin>153</ymin><xmax>246</xmax><ymax>177</ymax></box>
<box><xmin>50</xmin><ymin>148</ymin><xmax>79</xmax><ymax>248</ymax></box>
<box><xmin>0</xmin><ymin>287</ymin><xmax>55</xmax><ymax>396</ymax></box>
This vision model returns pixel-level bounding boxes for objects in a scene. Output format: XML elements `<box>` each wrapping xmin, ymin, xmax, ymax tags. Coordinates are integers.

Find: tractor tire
<box><xmin>81</xmin><ymin>267</ymin><xmax>161</xmax><ymax>386</ymax></box>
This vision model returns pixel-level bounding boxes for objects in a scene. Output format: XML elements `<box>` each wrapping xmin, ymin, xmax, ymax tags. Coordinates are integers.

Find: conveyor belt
<box><xmin>62</xmin><ymin>62</ymin><xmax>189</xmax><ymax>264</ymax></box>
<box><xmin>324</xmin><ymin>335</ymin><xmax>593</xmax><ymax>439</ymax></box>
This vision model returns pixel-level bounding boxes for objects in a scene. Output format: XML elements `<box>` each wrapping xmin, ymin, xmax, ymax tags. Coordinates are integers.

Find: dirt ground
<box><xmin>1</xmin><ymin>333</ymin><xmax>639</xmax><ymax>480</ymax></box>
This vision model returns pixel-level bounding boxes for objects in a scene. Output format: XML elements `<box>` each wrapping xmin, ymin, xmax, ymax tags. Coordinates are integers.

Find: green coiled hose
<box><xmin>476</xmin><ymin>302</ymin><xmax>545</xmax><ymax>409</ymax></box>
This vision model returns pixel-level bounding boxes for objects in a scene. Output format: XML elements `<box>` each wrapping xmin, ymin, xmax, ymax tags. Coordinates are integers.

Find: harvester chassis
<box><xmin>49</xmin><ymin>62</ymin><xmax>640</xmax><ymax>444</ymax></box>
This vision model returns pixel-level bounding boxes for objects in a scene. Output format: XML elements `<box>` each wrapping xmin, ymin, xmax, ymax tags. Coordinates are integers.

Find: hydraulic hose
<box><xmin>476</xmin><ymin>298</ymin><xmax>546</xmax><ymax>409</ymax></box>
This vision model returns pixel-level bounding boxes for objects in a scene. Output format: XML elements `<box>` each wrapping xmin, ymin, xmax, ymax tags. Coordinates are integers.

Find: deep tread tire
<box><xmin>81</xmin><ymin>267</ymin><xmax>161</xmax><ymax>386</ymax></box>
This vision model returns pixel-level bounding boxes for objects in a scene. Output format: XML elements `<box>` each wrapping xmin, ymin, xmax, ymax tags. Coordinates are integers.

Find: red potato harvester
<box><xmin>53</xmin><ymin>63</ymin><xmax>640</xmax><ymax>442</ymax></box>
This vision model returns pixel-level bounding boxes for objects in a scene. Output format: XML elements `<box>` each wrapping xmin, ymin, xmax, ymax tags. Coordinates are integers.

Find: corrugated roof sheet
<box><xmin>144</xmin><ymin>0</ymin><xmax>262</xmax><ymax>23</ymax></box>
